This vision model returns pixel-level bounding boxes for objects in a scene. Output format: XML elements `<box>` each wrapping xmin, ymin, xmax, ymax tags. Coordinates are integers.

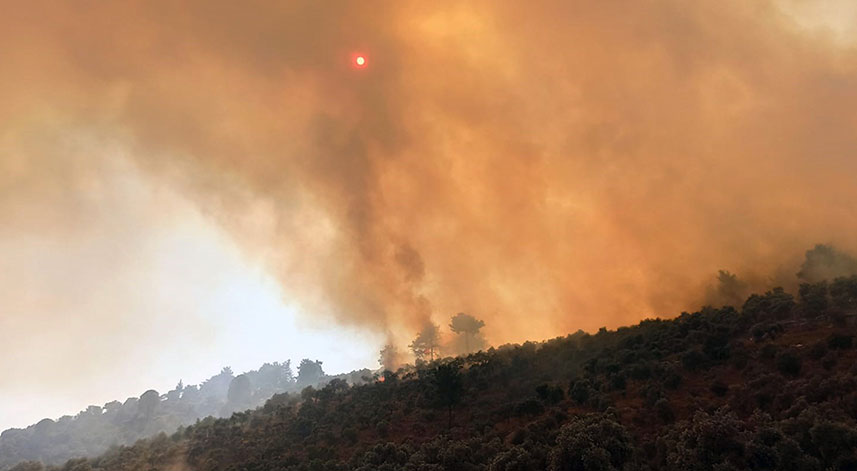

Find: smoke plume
<box><xmin>3</xmin><ymin>0</ymin><xmax>857</xmax><ymax>352</ymax></box>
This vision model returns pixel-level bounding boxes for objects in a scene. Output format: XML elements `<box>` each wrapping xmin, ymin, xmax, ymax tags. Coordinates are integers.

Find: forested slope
<box><xmin>8</xmin><ymin>275</ymin><xmax>857</xmax><ymax>471</ymax></box>
<box><xmin>0</xmin><ymin>359</ymin><xmax>370</xmax><ymax>470</ymax></box>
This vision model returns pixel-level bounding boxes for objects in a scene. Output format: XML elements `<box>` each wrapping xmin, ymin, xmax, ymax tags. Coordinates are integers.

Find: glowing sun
<box><xmin>353</xmin><ymin>54</ymin><xmax>367</xmax><ymax>69</ymax></box>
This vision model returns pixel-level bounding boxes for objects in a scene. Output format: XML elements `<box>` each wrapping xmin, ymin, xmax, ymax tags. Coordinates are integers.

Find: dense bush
<box><xmin>5</xmin><ymin>284</ymin><xmax>857</xmax><ymax>471</ymax></box>
<box><xmin>799</xmin><ymin>281</ymin><xmax>829</xmax><ymax>315</ymax></box>
<box><xmin>828</xmin><ymin>333</ymin><xmax>854</xmax><ymax>350</ymax></box>
<box><xmin>776</xmin><ymin>350</ymin><xmax>802</xmax><ymax>377</ymax></box>
<box><xmin>550</xmin><ymin>414</ymin><xmax>633</xmax><ymax>471</ymax></box>
<box><xmin>0</xmin><ymin>361</ymin><xmax>368</xmax><ymax>470</ymax></box>
<box><xmin>830</xmin><ymin>276</ymin><xmax>857</xmax><ymax>310</ymax></box>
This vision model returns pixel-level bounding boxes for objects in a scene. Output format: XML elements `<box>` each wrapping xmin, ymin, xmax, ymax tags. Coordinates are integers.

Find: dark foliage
<box><xmin>797</xmin><ymin>244</ymin><xmax>857</xmax><ymax>283</ymax></box>
<box><xmin>0</xmin><ymin>361</ymin><xmax>370</xmax><ymax>469</ymax></box>
<box><xmin>431</xmin><ymin>362</ymin><xmax>464</xmax><ymax>430</ymax></box>
<box><xmin>776</xmin><ymin>350</ymin><xmax>802</xmax><ymax>377</ymax></box>
<box><xmin>4</xmin><ymin>281</ymin><xmax>857</xmax><ymax>471</ymax></box>
<box><xmin>799</xmin><ymin>281</ymin><xmax>829</xmax><ymax>315</ymax></box>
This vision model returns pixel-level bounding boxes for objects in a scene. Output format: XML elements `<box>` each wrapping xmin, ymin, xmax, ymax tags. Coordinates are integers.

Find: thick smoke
<box><xmin>2</xmin><ymin>0</ymin><xmax>857</xmax><ymax>352</ymax></box>
<box><xmin>797</xmin><ymin>244</ymin><xmax>857</xmax><ymax>283</ymax></box>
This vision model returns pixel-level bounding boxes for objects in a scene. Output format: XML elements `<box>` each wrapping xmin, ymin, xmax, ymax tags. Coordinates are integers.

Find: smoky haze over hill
<box><xmin>0</xmin><ymin>360</ymin><xmax>372</xmax><ymax>469</ymax></box>
<box><xmin>3</xmin><ymin>0</ymin><xmax>857</xmax><ymax>448</ymax></box>
<box><xmin>3</xmin><ymin>0</ymin><xmax>857</xmax><ymax>350</ymax></box>
<box><xmin>5</xmin><ymin>267</ymin><xmax>857</xmax><ymax>470</ymax></box>
<box><xmin>4</xmin><ymin>242</ymin><xmax>857</xmax><ymax>469</ymax></box>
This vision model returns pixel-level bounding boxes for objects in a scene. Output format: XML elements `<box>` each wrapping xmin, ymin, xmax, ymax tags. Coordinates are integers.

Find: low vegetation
<box><xmin>6</xmin><ymin>273</ymin><xmax>857</xmax><ymax>470</ymax></box>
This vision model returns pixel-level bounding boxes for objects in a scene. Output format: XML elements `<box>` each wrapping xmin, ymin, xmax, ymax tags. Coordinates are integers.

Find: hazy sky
<box><xmin>0</xmin><ymin>145</ymin><xmax>381</xmax><ymax>430</ymax></box>
<box><xmin>1</xmin><ymin>0</ymin><xmax>857</xmax><ymax>431</ymax></box>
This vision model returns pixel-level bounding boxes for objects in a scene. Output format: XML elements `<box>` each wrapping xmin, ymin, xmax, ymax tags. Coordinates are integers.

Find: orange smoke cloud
<box><xmin>2</xmin><ymin>0</ymin><xmax>857</xmax><ymax>350</ymax></box>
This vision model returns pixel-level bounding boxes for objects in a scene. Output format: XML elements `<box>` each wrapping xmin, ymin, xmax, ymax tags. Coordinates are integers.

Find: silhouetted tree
<box><xmin>297</xmin><ymin>359</ymin><xmax>325</xmax><ymax>386</ymax></box>
<box><xmin>410</xmin><ymin>322</ymin><xmax>441</xmax><ymax>362</ymax></box>
<box><xmin>200</xmin><ymin>367</ymin><xmax>234</xmax><ymax>399</ymax></box>
<box><xmin>379</xmin><ymin>344</ymin><xmax>399</xmax><ymax>371</ymax></box>
<box><xmin>449</xmin><ymin>312</ymin><xmax>486</xmax><ymax>353</ymax></box>
<box><xmin>432</xmin><ymin>362</ymin><xmax>463</xmax><ymax>430</ymax></box>
<box><xmin>138</xmin><ymin>390</ymin><xmax>160</xmax><ymax>417</ymax></box>
<box><xmin>830</xmin><ymin>275</ymin><xmax>857</xmax><ymax>311</ymax></box>
<box><xmin>254</xmin><ymin>361</ymin><xmax>294</xmax><ymax>398</ymax></box>
<box><xmin>180</xmin><ymin>384</ymin><xmax>200</xmax><ymax>403</ymax></box>
<box><xmin>707</xmin><ymin>270</ymin><xmax>750</xmax><ymax>307</ymax></box>
<box><xmin>225</xmin><ymin>374</ymin><xmax>252</xmax><ymax>412</ymax></box>
<box><xmin>166</xmin><ymin>380</ymin><xmax>183</xmax><ymax>401</ymax></box>
<box><xmin>797</xmin><ymin>244</ymin><xmax>857</xmax><ymax>282</ymax></box>
<box><xmin>799</xmin><ymin>281</ymin><xmax>829</xmax><ymax>315</ymax></box>
<box><xmin>743</xmin><ymin>287</ymin><xmax>795</xmax><ymax>321</ymax></box>
<box><xmin>569</xmin><ymin>379</ymin><xmax>591</xmax><ymax>404</ymax></box>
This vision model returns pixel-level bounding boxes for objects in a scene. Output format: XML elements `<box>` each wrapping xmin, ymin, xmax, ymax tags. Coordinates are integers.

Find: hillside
<box><xmin>0</xmin><ymin>360</ymin><xmax>371</xmax><ymax>470</ymax></box>
<box><xmin>6</xmin><ymin>276</ymin><xmax>857</xmax><ymax>471</ymax></box>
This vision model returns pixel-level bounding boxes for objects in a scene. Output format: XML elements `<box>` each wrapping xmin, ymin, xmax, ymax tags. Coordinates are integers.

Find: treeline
<box><xmin>8</xmin><ymin>273</ymin><xmax>857</xmax><ymax>470</ymax></box>
<box><xmin>378</xmin><ymin>312</ymin><xmax>488</xmax><ymax>371</ymax></box>
<box><xmin>5</xmin><ymin>243</ymin><xmax>857</xmax><ymax>470</ymax></box>
<box><xmin>0</xmin><ymin>359</ymin><xmax>371</xmax><ymax>469</ymax></box>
